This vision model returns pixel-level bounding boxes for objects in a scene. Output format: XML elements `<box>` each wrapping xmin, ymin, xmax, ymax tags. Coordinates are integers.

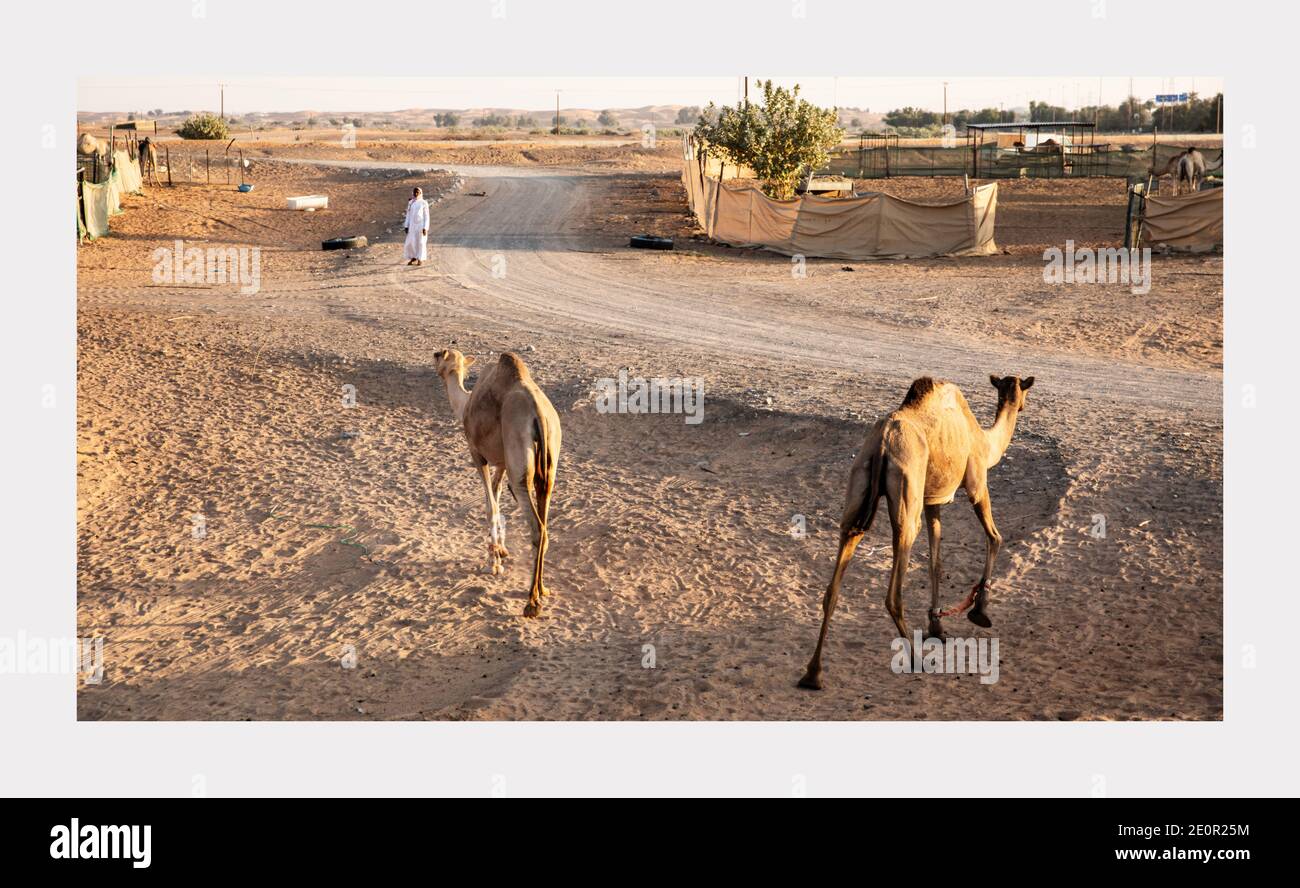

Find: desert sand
<box><xmin>77</xmin><ymin>140</ymin><xmax>1222</xmax><ymax>720</ymax></box>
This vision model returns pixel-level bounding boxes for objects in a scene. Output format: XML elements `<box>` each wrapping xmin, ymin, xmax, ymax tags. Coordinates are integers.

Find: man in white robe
<box><xmin>403</xmin><ymin>187</ymin><xmax>430</xmax><ymax>265</ymax></box>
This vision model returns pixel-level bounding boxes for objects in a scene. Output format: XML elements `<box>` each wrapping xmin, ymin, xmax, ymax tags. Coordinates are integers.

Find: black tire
<box><xmin>629</xmin><ymin>235</ymin><xmax>673</xmax><ymax>250</ymax></box>
<box><xmin>322</xmin><ymin>235</ymin><xmax>368</xmax><ymax>251</ymax></box>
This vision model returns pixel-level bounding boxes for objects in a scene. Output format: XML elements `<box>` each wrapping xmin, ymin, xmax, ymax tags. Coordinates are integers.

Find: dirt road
<box><xmin>275</xmin><ymin>157</ymin><xmax>1218</xmax><ymax>415</ymax></box>
<box><xmin>77</xmin><ymin>158</ymin><xmax>1222</xmax><ymax>720</ymax></box>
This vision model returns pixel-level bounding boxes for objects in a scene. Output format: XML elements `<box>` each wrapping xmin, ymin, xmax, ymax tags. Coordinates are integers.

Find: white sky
<box><xmin>78</xmin><ymin>76</ymin><xmax>1224</xmax><ymax>115</ymax></box>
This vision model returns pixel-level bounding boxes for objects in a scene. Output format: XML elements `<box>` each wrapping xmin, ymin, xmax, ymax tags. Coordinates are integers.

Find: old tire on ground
<box><xmin>322</xmin><ymin>235</ymin><xmax>368</xmax><ymax>251</ymax></box>
<box><xmin>629</xmin><ymin>235</ymin><xmax>673</xmax><ymax>250</ymax></box>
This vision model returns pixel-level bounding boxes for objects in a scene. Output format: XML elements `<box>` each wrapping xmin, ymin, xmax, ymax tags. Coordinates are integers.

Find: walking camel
<box><xmin>434</xmin><ymin>349</ymin><xmax>562</xmax><ymax>617</ymax></box>
<box><xmin>798</xmin><ymin>374</ymin><xmax>1034</xmax><ymax>690</ymax></box>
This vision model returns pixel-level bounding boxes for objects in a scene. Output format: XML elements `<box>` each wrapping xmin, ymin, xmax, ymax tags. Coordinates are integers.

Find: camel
<box><xmin>798</xmin><ymin>374</ymin><xmax>1034</xmax><ymax>690</ymax></box>
<box><xmin>77</xmin><ymin>132</ymin><xmax>108</xmax><ymax>159</ymax></box>
<box><xmin>138</xmin><ymin>137</ymin><xmax>159</xmax><ymax>186</ymax></box>
<box><xmin>434</xmin><ymin>349</ymin><xmax>562</xmax><ymax>617</ymax></box>
<box><xmin>1159</xmin><ymin>147</ymin><xmax>1208</xmax><ymax>195</ymax></box>
<box><xmin>77</xmin><ymin>133</ymin><xmax>110</xmax><ymax>179</ymax></box>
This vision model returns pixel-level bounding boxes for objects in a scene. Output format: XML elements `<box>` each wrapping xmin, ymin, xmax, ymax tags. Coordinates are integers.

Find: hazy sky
<box><xmin>78</xmin><ymin>76</ymin><xmax>1224</xmax><ymax>114</ymax></box>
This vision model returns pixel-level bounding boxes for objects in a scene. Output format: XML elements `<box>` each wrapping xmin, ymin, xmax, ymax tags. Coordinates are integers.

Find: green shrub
<box><xmin>695</xmin><ymin>80</ymin><xmax>843</xmax><ymax>199</ymax></box>
<box><xmin>176</xmin><ymin>113</ymin><xmax>230</xmax><ymax>140</ymax></box>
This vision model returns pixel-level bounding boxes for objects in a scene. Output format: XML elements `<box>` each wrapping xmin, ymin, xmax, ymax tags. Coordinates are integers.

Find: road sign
<box><xmin>1156</xmin><ymin>93</ymin><xmax>1189</xmax><ymax>104</ymax></box>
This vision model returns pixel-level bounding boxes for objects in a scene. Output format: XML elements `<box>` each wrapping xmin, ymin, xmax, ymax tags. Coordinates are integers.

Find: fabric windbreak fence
<box><xmin>79</xmin><ymin>153</ymin><xmax>143</xmax><ymax>240</ymax></box>
<box><xmin>683</xmin><ymin>144</ymin><xmax>998</xmax><ymax>260</ymax></box>
<box><xmin>1141</xmin><ymin>186</ymin><xmax>1223</xmax><ymax>252</ymax></box>
<box><xmin>114</xmin><ymin>150</ymin><xmax>142</xmax><ymax>194</ymax></box>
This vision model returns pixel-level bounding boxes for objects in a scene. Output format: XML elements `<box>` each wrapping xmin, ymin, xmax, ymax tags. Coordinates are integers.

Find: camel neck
<box><xmin>984</xmin><ymin>398</ymin><xmax>1020</xmax><ymax>469</ymax></box>
<box><xmin>441</xmin><ymin>374</ymin><xmax>471</xmax><ymax>421</ymax></box>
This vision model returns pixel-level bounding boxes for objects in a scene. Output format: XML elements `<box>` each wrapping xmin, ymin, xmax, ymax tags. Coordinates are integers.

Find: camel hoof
<box><xmin>968</xmin><ymin>608</ymin><xmax>992</xmax><ymax>628</ymax></box>
<box><xmin>797</xmin><ymin>670</ymin><xmax>824</xmax><ymax>691</ymax></box>
<box><xmin>925</xmin><ymin>621</ymin><xmax>947</xmax><ymax>641</ymax></box>
<box><xmin>523</xmin><ymin>600</ymin><xmax>542</xmax><ymax>618</ymax></box>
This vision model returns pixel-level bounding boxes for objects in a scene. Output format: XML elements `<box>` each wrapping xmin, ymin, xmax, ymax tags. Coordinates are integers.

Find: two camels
<box><xmin>799</xmin><ymin>374</ymin><xmax>1033</xmax><ymax>690</ymax></box>
<box><xmin>434</xmin><ymin>349</ymin><xmax>562</xmax><ymax>617</ymax></box>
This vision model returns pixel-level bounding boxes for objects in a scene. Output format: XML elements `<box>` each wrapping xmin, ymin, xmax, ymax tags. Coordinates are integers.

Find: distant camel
<box><xmin>1159</xmin><ymin>147</ymin><xmax>1208</xmax><ymax>195</ymax></box>
<box><xmin>798</xmin><ymin>374</ymin><xmax>1034</xmax><ymax>690</ymax></box>
<box><xmin>77</xmin><ymin>132</ymin><xmax>108</xmax><ymax>159</ymax></box>
<box><xmin>434</xmin><ymin>349</ymin><xmax>562</xmax><ymax>617</ymax></box>
<box><xmin>78</xmin><ymin>133</ymin><xmax>109</xmax><ymax>178</ymax></box>
<box><xmin>138</xmin><ymin>137</ymin><xmax>159</xmax><ymax>185</ymax></box>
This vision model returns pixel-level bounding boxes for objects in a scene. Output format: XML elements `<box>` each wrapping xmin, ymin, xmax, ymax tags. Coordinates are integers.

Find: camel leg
<box><xmin>923</xmin><ymin>504</ymin><xmax>946</xmax><ymax>640</ymax></box>
<box><xmin>491</xmin><ymin>466</ymin><xmax>509</xmax><ymax>559</ymax></box>
<box><xmin>506</xmin><ymin>457</ymin><xmax>546</xmax><ymax>618</ymax></box>
<box><xmin>797</xmin><ymin>529</ymin><xmax>863</xmax><ymax>690</ymax></box>
<box><xmin>477</xmin><ymin>463</ymin><xmax>506</xmax><ymax>575</ymax></box>
<box><xmin>882</xmin><ymin>469</ymin><xmax>923</xmax><ymax>643</ymax></box>
<box><xmin>534</xmin><ymin>461</ymin><xmax>553</xmax><ymax>598</ymax></box>
<box><xmin>968</xmin><ymin>492</ymin><xmax>1002</xmax><ymax>628</ymax></box>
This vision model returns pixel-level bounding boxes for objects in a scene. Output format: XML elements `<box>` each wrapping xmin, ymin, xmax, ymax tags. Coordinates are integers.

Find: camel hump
<box><xmin>496</xmin><ymin>352</ymin><xmax>532</xmax><ymax>382</ymax></box>
<box><xmin>900</xmin><ymin>376</ymin><xmax>946</xmax><ymax>409</ymax></box>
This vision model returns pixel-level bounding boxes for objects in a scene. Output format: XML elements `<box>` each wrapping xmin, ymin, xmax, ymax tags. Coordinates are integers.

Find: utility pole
<box><xmin>744</xmin><ymin>76</ymin><xmax>748</xmax><ymax>104</ymax></box>
<box><xmin>943</xmin><ymin>81</ymin><xmax>948</xmax><ymax>126</ymax></box>
<box><xmin>220</xmin><ymin>83</ymin><xmax>225</xmax><ymax>121</ymax></box>
<box><xmin>555</xmin><ymin>91</ymin><xmax>560</xmax><ymax>136</ymax></box>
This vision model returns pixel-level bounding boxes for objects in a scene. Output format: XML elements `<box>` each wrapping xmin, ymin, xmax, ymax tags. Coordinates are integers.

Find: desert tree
<box><xmin>694</xmin><ymin>80</ymin><xmax>843</xmax><ymax>199</ymax></box>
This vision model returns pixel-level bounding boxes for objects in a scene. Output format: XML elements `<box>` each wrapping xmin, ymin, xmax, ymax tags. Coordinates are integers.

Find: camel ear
<box><xmin>989</xmin><ymin>374</ymin><xmax>1002</xmax><ymax>388</ymax></box>
<box><xmin>1021</xmin><ymin>376</ymin><xmax>1034</xmax><ymax>390</ymax></box>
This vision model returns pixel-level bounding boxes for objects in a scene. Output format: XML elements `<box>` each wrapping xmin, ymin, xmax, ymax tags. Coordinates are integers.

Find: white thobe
<box><xmin>403</xmin><ymin>198</ymin><xmax>430</xmax><ymax>260</ymax></box>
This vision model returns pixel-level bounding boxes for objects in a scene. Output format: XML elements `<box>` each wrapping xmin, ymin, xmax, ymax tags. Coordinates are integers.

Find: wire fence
<box><xmin>154</xmin><ymin>146</ymin><xmax>250</xmax><ymax>186</ymax></box>
<box><xmin>828</xmin><ymin>143</ymin><xmax>1224</xmax><ymax>180</ymax></box>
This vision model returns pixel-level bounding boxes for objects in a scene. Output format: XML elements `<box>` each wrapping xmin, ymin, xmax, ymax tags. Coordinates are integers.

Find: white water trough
<box><xmin>287</xmin><ymin>194</ymin><xmax>329</xmax><ymax>210</ymax></box>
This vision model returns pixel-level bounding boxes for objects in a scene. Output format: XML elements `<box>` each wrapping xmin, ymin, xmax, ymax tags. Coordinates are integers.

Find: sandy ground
<box><xmin>77</xmin><ymin>149</ymin><xmax>1222</xmax><ymax>720</ymax></box>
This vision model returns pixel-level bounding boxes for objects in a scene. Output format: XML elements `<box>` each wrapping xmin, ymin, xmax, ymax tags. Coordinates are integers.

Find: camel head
<box><xmin>433</xmin><ymin>348</ymin><xmax>475</xmax><ymax>384</ymax></box>
<box><xmin>989</xmin><ymin>374</ymin><xmax>1035</xmax><ymax>411</ymax></box>
<box><xmin>78</xmin><ymin>133</ymin><xmax>105</xmax><ymax>156</ymax></box>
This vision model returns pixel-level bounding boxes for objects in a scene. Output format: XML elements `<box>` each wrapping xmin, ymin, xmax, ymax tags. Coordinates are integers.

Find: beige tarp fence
<box><xmin>79</xmin><ymin>153</ymin><xmax>143</xmax><ymax>240</ymax></box>
<box><xmin>113</xmin><ymin>149</ymin><xmax>143</xmax><ymax>194</ymax></box>
<box><xmin>683</xmin><ymin>145</ymin><xmax>997</xmax><ymax>259</ymax></box>
<box><xmin>1142</xmin><ymin>186</ymin><xmax>1222</xmax><ymax>252</ymax></box>
<box><xmin>81</xmin><ymin>179</ymin><xmax>112</xmax><ymax>238</ymax></box>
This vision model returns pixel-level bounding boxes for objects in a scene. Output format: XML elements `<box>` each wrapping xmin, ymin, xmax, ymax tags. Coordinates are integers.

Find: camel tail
<box><xmin>531</xmin><ymin>413</ymin><xmax>554</xmax><ymax>519</ymax></box>
<box><xmin>850</xmin><ymin>432</ymin><xmax>888</xmax><ymax>535</ymax></box>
